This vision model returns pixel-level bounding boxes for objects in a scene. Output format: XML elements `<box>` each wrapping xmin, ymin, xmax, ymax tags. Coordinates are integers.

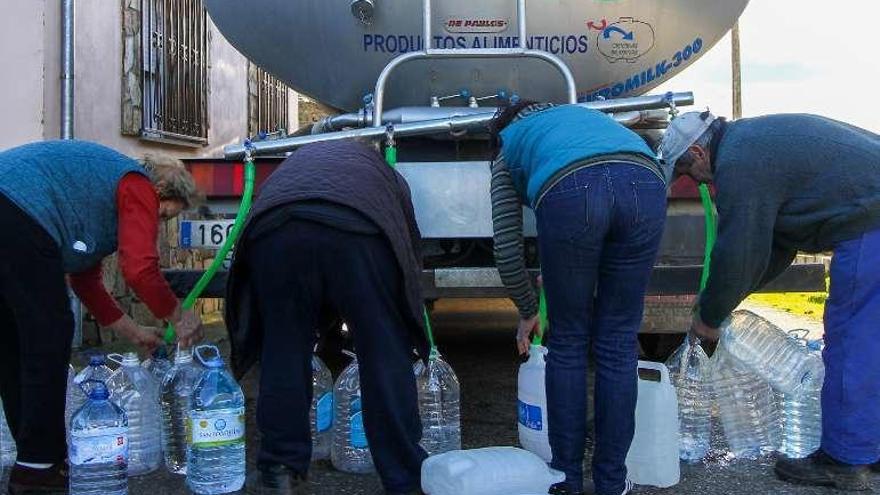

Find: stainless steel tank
<box><xmin>206</xmin><ymin>0</ymin><xmax>748</xmax><ymax>111</ymax></box>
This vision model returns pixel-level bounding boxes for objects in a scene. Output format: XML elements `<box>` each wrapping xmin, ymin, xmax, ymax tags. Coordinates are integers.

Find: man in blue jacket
<box><xmin>661</xmin><ymin>111</ymin><xmax>880</xmax><ymax>491</ymax></box>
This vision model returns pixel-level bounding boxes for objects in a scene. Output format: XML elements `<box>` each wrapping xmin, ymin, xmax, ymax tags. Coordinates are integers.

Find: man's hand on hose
<box><xmin>690</xmin><ymin>313</ymin><xmax>720</xmax><ymax>342</ymax></box>
<box><xmin>107</xmin><ymin>316</ymin><xmax>163</xmax><ymax>353</ymax></box>
<box><xmin>171</xmin><ymin>307</ymin><xmax>204</xmax><ymax>348</ymax></box>
<box><xmin>516</xmin><ymin>314</ymin><xmax>542</xmax><ymax>356</ymax></box>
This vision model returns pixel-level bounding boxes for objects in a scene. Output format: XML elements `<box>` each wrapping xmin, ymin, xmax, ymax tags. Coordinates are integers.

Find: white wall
<box><xmin>0</xmin><ymin>1</ymin><xmax>47</xmax><ymax>149</ymax></box>
<box><xmin>0</xmin><ymin>1</ymin><xmax>257</xmax><ymax>159</ymax></box>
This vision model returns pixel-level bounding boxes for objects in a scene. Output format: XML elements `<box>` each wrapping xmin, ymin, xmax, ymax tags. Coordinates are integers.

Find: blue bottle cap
<box><xmin>807</xmin><ymin>339</ymin><xmax>824</xmax><ymax>351</ymax></box>
<box><xmin>88</xmin><ymin>354</ymin><xmax>106</xmax><ymax>366</ymax></box>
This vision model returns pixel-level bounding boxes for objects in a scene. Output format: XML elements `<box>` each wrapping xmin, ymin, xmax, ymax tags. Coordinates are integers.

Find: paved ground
<box><xmin>3</xmin><ymin>299</ymin><xmax>873</xmax><ymax>495</ymax></box>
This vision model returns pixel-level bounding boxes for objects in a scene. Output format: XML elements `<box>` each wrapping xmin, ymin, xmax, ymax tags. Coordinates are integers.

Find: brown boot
<box><xmin>775</xmin><ymin>451</ymin><xmax>871</xmax><ymax>491</ymax></box>
<box><xmin>9</xmin><ymin>463</ymin><xmax>69</xmax><ymax>494</ymax></box>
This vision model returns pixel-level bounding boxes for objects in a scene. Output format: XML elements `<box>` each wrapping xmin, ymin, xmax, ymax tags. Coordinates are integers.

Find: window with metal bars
<box><xmin>248</xmin><ymin>64</ymin><xmax>290</xmax><ymax>139</ymax></box>
<box><xmin>141</xmin><ymin>0</ymin><xmax>209</xmax><ymax>145</ymax></box>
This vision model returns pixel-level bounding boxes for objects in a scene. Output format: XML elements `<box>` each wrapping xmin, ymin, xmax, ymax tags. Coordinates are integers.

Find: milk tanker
<box><xmin>194</xmin><ymin>0</ymin><xmax>821</xmax><ymax>340</ymax></box>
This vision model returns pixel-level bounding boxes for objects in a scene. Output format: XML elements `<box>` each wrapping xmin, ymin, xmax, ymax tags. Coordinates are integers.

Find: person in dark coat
<box><xmin>226</xmin><ymin>140</ymin><xmax>428</xmax><ymax>495</ymax></box>
<box><xmin>661</xmin><ymin>111</ymin><xmax>880</xmax><ymax>491</ymax></box>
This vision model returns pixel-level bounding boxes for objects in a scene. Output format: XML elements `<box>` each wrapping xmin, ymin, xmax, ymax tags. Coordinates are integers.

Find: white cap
<box><xmin>659</xmin><ymin>111</ymin><xmax>718</xmax><ymax>171</ymax></box>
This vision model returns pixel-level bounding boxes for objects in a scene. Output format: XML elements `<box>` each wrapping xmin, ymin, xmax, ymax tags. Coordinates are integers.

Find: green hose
<box><xmin>164</xmin><ymin>155</ymin><xmax>257</xmax><ymax>344</ymax></box>
<box><xmin>698</xmin><ymin>184</ymin><xmax>717</xmax><ymax>291</ymax></box>
<box><xmin>384</xmin><ymin>140</ymin><xmax>437</xmax><ymax>354</ymax></box>
<box><xmin>532</xmin><ymin>287</ymin><xmax>548</xmax><ymax>346</ymax></box>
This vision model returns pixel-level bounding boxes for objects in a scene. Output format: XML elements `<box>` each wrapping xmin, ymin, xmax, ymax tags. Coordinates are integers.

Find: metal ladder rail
<box><xmin>371</xmin><ymin>0</ymin><xmax>579</xmax><ymax>127</ymax></box>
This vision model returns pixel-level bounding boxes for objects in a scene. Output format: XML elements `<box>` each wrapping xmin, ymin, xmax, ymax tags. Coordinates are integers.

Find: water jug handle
<box><xmin>787</xmin><ymin>328</ymin><xmax>811</xmax><ymax>343</ymax></box>
<box><xmin>342</xmin><ymin>349</ymin><xmax>357</xmax><ymax>360</ymax></box>
<box><xmin>193</xmin><ymin>344</ymin><xmax>221</xmax><ymax>367</ymax></box>
<box><xmin>106</xmin><ymin>353</ymin><xmax>125</xmax><ymax>367</ymax></box>
<box><xmin>636</xmin><ymin>360</ymin><xmax>671</xmax><ymax>384</ymax></box>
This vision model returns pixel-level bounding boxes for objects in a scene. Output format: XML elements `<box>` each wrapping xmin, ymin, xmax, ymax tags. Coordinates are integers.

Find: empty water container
<box><xmin>160</xmin><ymin>347</ymin><xmax>203</xmax><ymax>474</ymax></box>
<box><xmin>0</xmin><ymin>395</ymin><xmax>16</xmax><ymax>466</ymax></box>
<box><xmin>779</xmin><ymin>336</ymin><xmax>824</xmax><ymax>459</ymax></box>
<box><xmin>517</xmin><ymin>344</ymin><xmax>551</xmax><ymax>463</ymax></box>
<box><xmin>142</xmin><ymin>346</ymin><xmax>173</xmax><ymax>386</ymax></box>
<box><xmin>417</xmin><ymin>350</ymin><xmax>461</xmax><ymax>457</ymax></box>
<box><xmin>625</xmin><ymin>361</ymin><xmax>680</xmax><ymax>488</ymax></box>
<box><xmin>666</xmin><ymin>339</ymin><xmax>711</xmax><ymax>463</ymax></box>
<box><xmin>69</xmin><ymin>379</ymin><xmax>128</xmax><ymax>495</ymax></box>
<box><xmin>70</xmin><ymin>355</ymin><xmax>116</xmax><ymax>419</ymax></box>
<box><xmin>311</xmin><ymin>355</ymin><xmax>334</xmax><ymax>461</ymax></box>
<box><xmin>421</xmin><ymin>447</ymin><xmax>564</xmax><ymax>495</ymax></box>
<box><xmin>186</xmin><ymin>345</ymin><xmax>246</xmax><ymax>495</ymax></box>
<box><xmin>331</xmin><ymin>351</ymin><xmax>374</xmax><ymax>474</ymax></box>
<box><xmin>721</xmin><ymin>311</ymin><xmax>825</xmax><ymax>395</ymax></box>
<box><xmin>709</xmin><ymin>341</ymin><xmax>780</xmax><ymax>459</ymax></box>
<box><xmin>108</xmin><ymin>353</ymin><xmax>163</xmax><ymax>476</ymax></box>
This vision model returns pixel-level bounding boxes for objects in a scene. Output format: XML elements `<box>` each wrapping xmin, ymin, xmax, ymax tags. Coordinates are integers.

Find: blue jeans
<box><xmin>537</xmin><ymin>164</ymin><xmax>666</xmax><ymax>494</ymax></box>
<box><xmin>822</xmin><ymin>227</ymin><xmax>880</xmax><ymax>465</ymax></box>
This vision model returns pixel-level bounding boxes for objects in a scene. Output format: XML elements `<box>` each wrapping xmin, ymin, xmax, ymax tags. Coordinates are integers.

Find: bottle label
<box><xmin>69</xmin><ymin>427</ymin><xmax>128</xmax><ymax>466</ymax></box>
<box><xmin>518</xmin><ymin>400</ymin><xmax>543</xmax><ymax>431</ymax></box>
<box><xmin>316</xmin><ymin>393</ymin><xmax>333</xmax><ymax>433</ymax></box>
<box><xmin>350</xmin><ymin>397</ymin><xmax>368</xmax><ymax>448</ymax></box>
<box><xmin>188</xmin><ymin>408</ymin><xmax>246</xmax><ymax>448</ymax></box>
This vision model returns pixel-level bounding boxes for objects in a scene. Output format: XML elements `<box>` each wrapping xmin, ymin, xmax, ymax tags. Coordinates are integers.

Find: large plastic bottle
<box><xmin>331</xmin><ymin>351</ymin><xmax>374</xmax><ymax>474</ymax></box>
<box><xmin>65</xmin><ymin>364</ymin><xmax>77</xmax><ymax>435</ymax></box>
<box><xmin>709</xmin><ymin>341</ymin><xmax>780</xmax><ymax>459</ymax></box>
<box><xmin>720</xmin><ymin>311</ymin><xmax>825</xmax><ymax>395</ymax></box>
<box><xmin>625</xmin><ymin>361</ymin><xmax>680</xmax><ymax>488</ymax></box>
<box><xmin>0</xmin><ymin>395</ymin><xmax>16</xmax><ymax>466</ymax></box>
<box><xmin>186</xmin><ymin>345</ymin><xmax>246</xmax><ymax>495</ymax></box>
<box><xmin>417</xmin><ymin>350</ymin><xmax>461</xmax><ymax>457</ymax></box>
<box><xmin>142</xmin><ymin>346</ymin><xmax>173</xmax><ymax>386</ymax></box>
<box><xmin>421</xmin><ymin>447</ymin><xmax>565</xmax><ymax>495</ymax></box>
<box><xmin>108</xmin><ymin>353</ymin><xmax>163</xmax><ymax>476</ymax></box>
<box><xmin>665</xmin><ymin>339</ymin><xmax>711</xmax><ymax>463</ymax></box>
<box><xmin>70</xmin><ymin>355</ymin><xmax>116</xmax><ymax>418</ymax></box>
<box><xmin>779</xmin><ymin>337</ymin><xmax>824</xmax><ymax>459</ymax></box>
<box><xmin>311</xmin><ymin>355</ymin><xmax>334</xmax><ymax>461</ymax></box>
<box><xmin>160</xmin><ymin>347</ymin><xmax>203</xmax><ymax>474</ymax></box>
<box><xmin>68</xmin><ymin>380</ymin><xmax>129</xmax><ymax>495</ymax></box>
<box><xmin>517</xmin><ymin>344</ymin><xmax>551</xmax><ymax>463</ymax></box>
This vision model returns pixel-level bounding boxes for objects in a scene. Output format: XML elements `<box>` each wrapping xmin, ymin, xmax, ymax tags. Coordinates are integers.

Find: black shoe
<box><xmin>549</xmin><ymin>482</ymin><xmax>585</xmax><ymax>495</ymax></box>
<box><xmin>9</xmin><ymin>463</ymin><xmax>69</xmax><ymax>494</ymax></box>
<box><xmin>245</xmin><ymin>464</ymin><xmax>308</xmax><ymax>495</ymax></box>
<box><xmin>775</xmin><ymin>451</ymin><xmax>872</xmax><ymax>491</ymax></box>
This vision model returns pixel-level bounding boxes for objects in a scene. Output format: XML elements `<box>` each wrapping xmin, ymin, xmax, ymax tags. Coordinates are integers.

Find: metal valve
<box><xmin>350</xmin><ymin>0</ymin><xmax>376</xmax><ymax>25</ymax></box>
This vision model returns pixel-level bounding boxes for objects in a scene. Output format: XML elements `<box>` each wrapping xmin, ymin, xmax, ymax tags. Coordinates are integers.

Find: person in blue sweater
<box><xmin>489</xmin><ymin>102</ymin><xmax>668</xmax><ymax>495</ymax></box>
<box><xmin>661</xmin><ymin>111</ymin><xmax>880</xmax><ymax>491</ymax></box>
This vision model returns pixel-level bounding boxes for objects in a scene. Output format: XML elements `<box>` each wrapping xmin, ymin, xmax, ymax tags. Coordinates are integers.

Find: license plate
<box><xmin>180</xmin><ymin>220</ymin><xmax>236</xmax><ymax>249</ymax></box>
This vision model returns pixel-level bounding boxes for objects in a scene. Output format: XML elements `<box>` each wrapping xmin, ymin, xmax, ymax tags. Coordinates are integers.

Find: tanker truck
<box><xmin>166</xmin><ymin>0</ymin><xmax>825</xmax><ymax>354</ymax></box>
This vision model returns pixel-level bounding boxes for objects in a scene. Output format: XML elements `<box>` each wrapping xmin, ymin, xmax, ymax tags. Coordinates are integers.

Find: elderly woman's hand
<box><xmin>107</xmin><ymin>316</ymin><xmax>163</xmax><ymax>353</ymax></box>
<box><xmin>173</xmin><ymin>308</ymin><xmax>204</xmax><ymax>348</ymax></box>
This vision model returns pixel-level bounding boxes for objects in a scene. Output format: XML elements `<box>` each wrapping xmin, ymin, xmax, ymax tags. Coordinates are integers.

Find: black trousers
<box><xmin>246</xmin><ymin>220</ymin><xmax>427</xmax><ymax>493</ymax></box>
<box><xmin>0</xmin><ymin>194</ymin><xmax>72</xmax><ymax>464</ymax></box>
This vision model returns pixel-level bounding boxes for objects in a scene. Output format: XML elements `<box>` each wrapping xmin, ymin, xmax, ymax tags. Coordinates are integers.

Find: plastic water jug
<box><xmin>70</xmin><ymin>355</ymin><xmax>115</xmax><ymax>418</ymax></box>
<box><xmin>709</xmin><ymin>341</ymin><xmax>780</xmax><ymax>459</ymax></box>
<box><xmin>69</xmin><ymin>379</ymin><xmax>128</xmax><ymax>495</ymax></box>
<box><xmin>142</xmin><ymin>346</ymin><xmax>173</xmax><ymax>386</ymax></box>
<box><xmin>160</xmin><ymin>347</ymin><xmax>203</xmax><ymax>474</ymax></box>
<box><xmin>0</xmin><ymin>395</ymin><xmax>16</xmax><ymax>466</ymax></box>
<box><xmin>721</xmin><ymin>311</ymin><xmax>825</xmax><ymax>394</ymax></box>
<box><xmin>311</xmin><ymin>354</ymin><xmax>334</xmax><ymax>461</ymax></box>
<box><xmin>331</xmin><ymin>351</ymin><xmax>374</xmax><ymax>474</ymax></box>
<box><xmin>421</xmin><ymin>447</ymin><xmax>564</xmax><ymax>495</ymax></box>
<box><xmin>65</xmin><ymin>364</ymin><xmax>77</xmax><ymax>436</ymax></box>
<box><xmin>517</xmin><ymin>344</ymin><xmax>551</xmax><ymax>463</ymax></box>
<box><xmin>416</xmin><ymin>350</ymin><xmax>461</xmax><ymax>456</ymax></box>
<box><xmin>779</xmin><ymin>334</ymin><xmax>823</xmax><ymax>459</ymax></box>
<box><xmin>665</xmin><ymin>340</ymin><xmax>711</xmax><ymax>463</ymax></box>
<box><xmin>186</xmin><ymin>345</ymin><xmax>246</xmax><ymax>495</ymax></box>
<box><xmin>625</xmin><ymin>361</ymin><xmax>680</xmax><ymax>488</ymax></box>
<box><xmin>108</xmin><ymin>353</ymin><xmax>163</xmax><ymax>476</ymax></box>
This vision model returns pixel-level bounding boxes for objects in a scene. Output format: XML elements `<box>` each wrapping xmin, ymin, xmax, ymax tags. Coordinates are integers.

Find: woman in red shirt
<box><xmin>0</xmin><ymin>142</ymin><xmax>203</xmax><ymax>492</ymax></box>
